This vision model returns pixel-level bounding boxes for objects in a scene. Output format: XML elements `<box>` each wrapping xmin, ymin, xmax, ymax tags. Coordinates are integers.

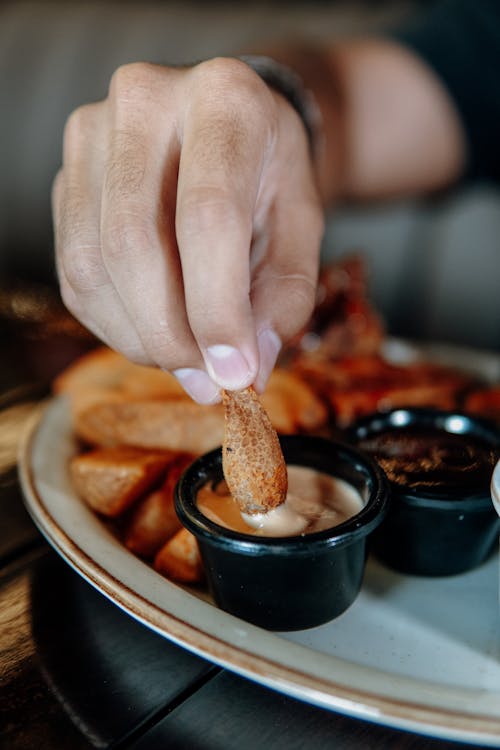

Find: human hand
<box><xmin>52</xmin><ymin>58</ymin><xmax>324</xmax><ymax>403</ymax></box>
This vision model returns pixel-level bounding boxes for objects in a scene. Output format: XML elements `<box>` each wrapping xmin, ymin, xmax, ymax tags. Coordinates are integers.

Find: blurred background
<box><xmin>0</xmin><ymin>0</ymin><xmax>499</xmax><ymax>354</ymax></box>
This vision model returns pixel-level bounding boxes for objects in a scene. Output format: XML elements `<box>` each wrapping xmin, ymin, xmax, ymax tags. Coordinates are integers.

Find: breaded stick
<box><xmin>222</xmin><ymin>387</ymin><xmax>287</xmax><ymax>516</ymax></box>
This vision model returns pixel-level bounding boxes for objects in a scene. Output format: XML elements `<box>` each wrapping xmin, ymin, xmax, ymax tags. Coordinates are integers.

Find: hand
<box><xmin>52</xmin><ymin>58</ymin><xmax>324</xmax><ymax>402</ymax></box>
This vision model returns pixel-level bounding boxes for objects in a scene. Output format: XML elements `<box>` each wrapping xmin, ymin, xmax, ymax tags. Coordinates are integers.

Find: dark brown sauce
<box><xmin>358</xmin><ymin>428</ymin><xmax>498</xmax><ymax>493</ymax></box>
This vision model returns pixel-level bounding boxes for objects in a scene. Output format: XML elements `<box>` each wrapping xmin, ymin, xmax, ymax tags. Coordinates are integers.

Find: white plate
<box><xmin>19</xmin><ymin>344</ymin><xmax>500</xmax><ymax>747</ymax></box>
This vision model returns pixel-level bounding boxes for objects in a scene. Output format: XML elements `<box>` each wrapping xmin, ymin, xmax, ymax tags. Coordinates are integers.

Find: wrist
<box><xmin>238</xmin><ymin>47</ymin><xmax>345</xmax><ymax>206</ymax></box>
<box><xmin>237</xmin><ymin>55</ymin><xmax>323</xmax><ymax>159</ymax></box>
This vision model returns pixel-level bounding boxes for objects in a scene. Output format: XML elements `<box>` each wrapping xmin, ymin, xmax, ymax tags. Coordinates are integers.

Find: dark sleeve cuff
<box><xmin>391</xmin><ymin>0</ymin><xmax>500</xmax><ymax>181</ymax></box>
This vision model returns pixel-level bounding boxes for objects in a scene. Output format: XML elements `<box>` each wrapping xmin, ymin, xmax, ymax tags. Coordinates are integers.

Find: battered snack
<box><xmin>154</xmin><ymin>527</ymin><xmax>204</xmax><ymax>583</ymax></box>
<box><xmin>74</xmin><ymin>399</ymin><xmax>225</xmax><ymax>453</ymax></box>
<box><xmin>124</xmin><ymin>453</ymin><xmax>194</xmax><ymax>557</ymax></box>
<box><xmin>70</xmin><ymin>446</ymin><xmax>174</xmax><ymax>517</ymax></box>
<box><xmin>222</xmin><ymin>387</ymin><xmax>287</xmax><ymax>515</ymax></box>
<box><xmin>293</xmin><ymin>354</ymin><xmax>476</xmax><ymax>427</ymax></box>
<box><xmin>260</xmin><ymin>368</ymin><xmax>328</xmax><ymax>433</ymax></box>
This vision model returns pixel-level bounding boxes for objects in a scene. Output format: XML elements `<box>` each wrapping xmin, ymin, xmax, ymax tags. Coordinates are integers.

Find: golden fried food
<box><xmin>120</xmin><ymin>366</ymin><xmax>186</xmax><ymax>401</ymax></box>
<box><xmin>293</xmin><ymin>355</ymin><xmax>476</xmax><ymax>427</ymax></box>
<box><xmin>124</xmin><ymin>453</ymin><xmax>194</xmax><ymax>558</ymax></box>
<box><xmin>54</xmin><ymin>346</ymin><xmax>188</xmax><ymax>418</ymax></box>
<box><xmin>261</xmin><ymin>369</ymin><xmax>328</xmax><ymax>433</ymax></box>
<box><xmin>53</xmin><ymin>346</ymin><xmax>132</xmax><ymax>395</ymax></box>
<box><xmin>154</xmin><ymin>527</ymin><xmax>204</xmax><ymax>583</ymax></box>
<box><xmin>70</xmin><ymin>446</ymin><xmax>174</xmax><ymax>517</ymax></box>
<box><xmin>74</xmin><ymin>400</ymin><xmax>225</xmax><ymax>453</ymax></box>
<box><xmin>222</xmin><ymin>387</ymin><xmax>287</xmax><ymax>515</ymax></box>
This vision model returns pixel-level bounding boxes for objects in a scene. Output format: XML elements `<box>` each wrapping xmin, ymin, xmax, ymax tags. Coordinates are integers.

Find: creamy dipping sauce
<box><xmin>197</xmin><ymin>465</ymin><xmax>364</xmax><ymax>537</ymax></box>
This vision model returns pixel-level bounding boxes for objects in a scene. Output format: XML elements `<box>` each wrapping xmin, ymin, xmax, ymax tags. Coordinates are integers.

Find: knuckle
<box><xmin>193</xmin><ymin>57</ymin><xmax>276</xmax><ymax>134</ymax></box>
<box><xmin>57</xmin><ymin>190</ymin><xmax>96</xmax><ymax>252</ymax></box>
<box><xmin>195</xmin><ymin>57</ymin><xmax>264</xmax><ymax>99</ymax></box>
<box><xmin>141</xmin><ymin>323</ymin><xmax>191</xmax><ymax>370</ymax></box>
<box><xmin>63</xmin><ymin>107</ymin><xmax>86</xmax><ymax>149</ymax></box>
<box><xmin>115</xmin><ymin>343</ymin><xmax>152</xmax><ymax>367</ymax></box>
<box><xmin>291</xmin><ymin>274</ymin><xmax>317</xmax><ymax>316</ymax></box>
<box><xmin>273</xmin><ymin>268</ymin><xmax>317</xmax><ymax>317</ymax></box>
<box><xmin>109</xmin><ymin>62</ymin><xmax>157</xmax><ymax>102</ymax></box>
<box><xmin>143</xmin><ymin>327</ymin><xmax>175</xmax><ymax>362</ymax></box>
<box><xmin>102</xmin><ymin>210</ymin><xmax>155</xmax><ymax>265</ymax></box>
<box><xmin>177</xmin><ymin>187</ymin><xmax>248</xmax><ymax>241</ymax></box>
<box><xmin>62</xmin><ymin>246</ymin><xmax>108</xmax><ymax>294</ymax></box>
<box><xmin>194</xmin><ymin>57</ymin><xmax>249</xmax><ymax>86</ymax></box>
<box><xmin>63</xmin><ymin>103</ymin><xmax>100</xmax><ymax>155</ymax></box>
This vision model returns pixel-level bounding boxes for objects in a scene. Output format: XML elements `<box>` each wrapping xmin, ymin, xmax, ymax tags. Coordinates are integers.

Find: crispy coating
<box><xmin>293</xmin><ymin>355</ymin><xmax>476</xmax><ymax>427</ymax></box>
<box><xmin>124</xmin><ymin>453</ymin><xmax>194</xmax><ymax>558</ymax></box>
<box><xmin>154</xmin><ymin>528</ymin><xmax>204</xmax><ymax>583</ymax></box>
<box><xmin>262</xmin><ymin>369</ymin><xmax>328</xmax><ymax>433</ymax></box>
<box><xmin>222</xmin><ymin>387</ymin><xmax>287</xmax><ymax>515</ymax></box>
<box><xmin>70</xmin><ymin>446</ymin><xmax>173</xmax><ymax>517</ymax></box>
<box><xmin>74</xmin><ymin>400</ymin><xmax>225</xmax><ymax>454</ymax></box>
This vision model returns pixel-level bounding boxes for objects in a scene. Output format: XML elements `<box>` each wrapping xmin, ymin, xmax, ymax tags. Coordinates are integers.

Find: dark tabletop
<box><xmin>0</xmin><ymin>288</ymin><xmax>492</xmax><ymax>750</ymax></box>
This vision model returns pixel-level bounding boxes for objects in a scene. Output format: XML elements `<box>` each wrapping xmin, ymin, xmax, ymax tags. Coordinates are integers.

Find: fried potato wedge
<box><xmin>121</xmin><ymin>366</ymin><xmax>186</xmax><ymax>401</ymax></box>
<box><xmin>124</xmin><ymin>453</ymin><xmax>194</xmax><ymax>558</ymax></box>
<box><xmin>54</xmin><ymin>347</ymin><xmax>132</xmax><ymax>395</ymax></box>
<box><xmin>57</xmin><ymin>349</ymin><xmax>327</xmax><ymax>447</ymax></box>
<box><xmin>154</xmin><ymin>527</ymin><xmax>204</xmax><ymax>583</ymax></box>
<box><xmin>262</xmin><ymin>368</ymin><xmax>328</xmax><ymax>433</ymax></box>
<box><xmin>70</xmin><ymin>446</ymin><xmax>174</xmax><ymax>517</ymax></box>
<box><xmin>54</xmin><ymin>346</ymin><xmax>187</xmax><ymax>417</ymax></box>
<box><xmin>74</xmin><ymin>400</ymin><xmax>225</xmax><ymax>453</ymax></box>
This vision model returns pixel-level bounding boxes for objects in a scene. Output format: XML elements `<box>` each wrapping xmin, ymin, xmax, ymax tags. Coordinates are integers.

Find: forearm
<box><xmin>266</xmin><ymin>38</ymin><xmax>467</xmax><ymax>206</ymax></box>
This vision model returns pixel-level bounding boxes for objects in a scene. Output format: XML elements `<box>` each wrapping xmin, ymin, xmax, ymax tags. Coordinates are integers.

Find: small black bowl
<box><xmin>349</xmin><ymin>408</ymin><xmax>500</xmax><ymax>577</ymax></box>
<box><xmin>175</xmin><ymin>435</ymin><xmax>389</xmax><ymax>631</ymax></box>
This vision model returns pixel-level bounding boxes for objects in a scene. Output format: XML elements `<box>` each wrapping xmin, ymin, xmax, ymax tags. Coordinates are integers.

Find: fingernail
<box><xmin>205</xmin><ymin>344</ymin><xmax>254</xmax><ymax>390</ymax></box>
<box><xmin>173</xmin><ymin>368</ymin><xmax>221</xmax><ymax>404</ymax></box>
<box><xmin>255</xmin><ymin>328</ymin><xmax>282</xmax><ymax>392</ymax></box>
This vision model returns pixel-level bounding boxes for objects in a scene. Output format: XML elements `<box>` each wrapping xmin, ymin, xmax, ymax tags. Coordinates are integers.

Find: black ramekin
<box><xmin>349</xmin><ymin>408</ymin><xmax>500</xmax><ymax>577</ymax></box>
<box><xmin>175</xmin><ymin>435</ymin><xmax>389</xmax><ymax>631</ymax></box>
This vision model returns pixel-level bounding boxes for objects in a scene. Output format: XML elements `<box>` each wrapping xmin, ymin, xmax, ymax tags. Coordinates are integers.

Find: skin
<box><xmin>52</xmin><ymin>39</ymin><xmax>466</xmax><ymax>404</ymax></box>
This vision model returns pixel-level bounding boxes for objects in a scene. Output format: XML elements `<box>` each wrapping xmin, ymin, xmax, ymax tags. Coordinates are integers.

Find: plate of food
<box><xmin>18</xmin><ymin>258</ymin><xmax>500</xmax><ymax>746</ymax></box>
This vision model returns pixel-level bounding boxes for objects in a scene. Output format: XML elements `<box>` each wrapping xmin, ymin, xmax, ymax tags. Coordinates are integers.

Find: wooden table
<box><xmin>0</xmin><ymin>318</ymin><xmax>488</xmax><ymax>750</ymax></box>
